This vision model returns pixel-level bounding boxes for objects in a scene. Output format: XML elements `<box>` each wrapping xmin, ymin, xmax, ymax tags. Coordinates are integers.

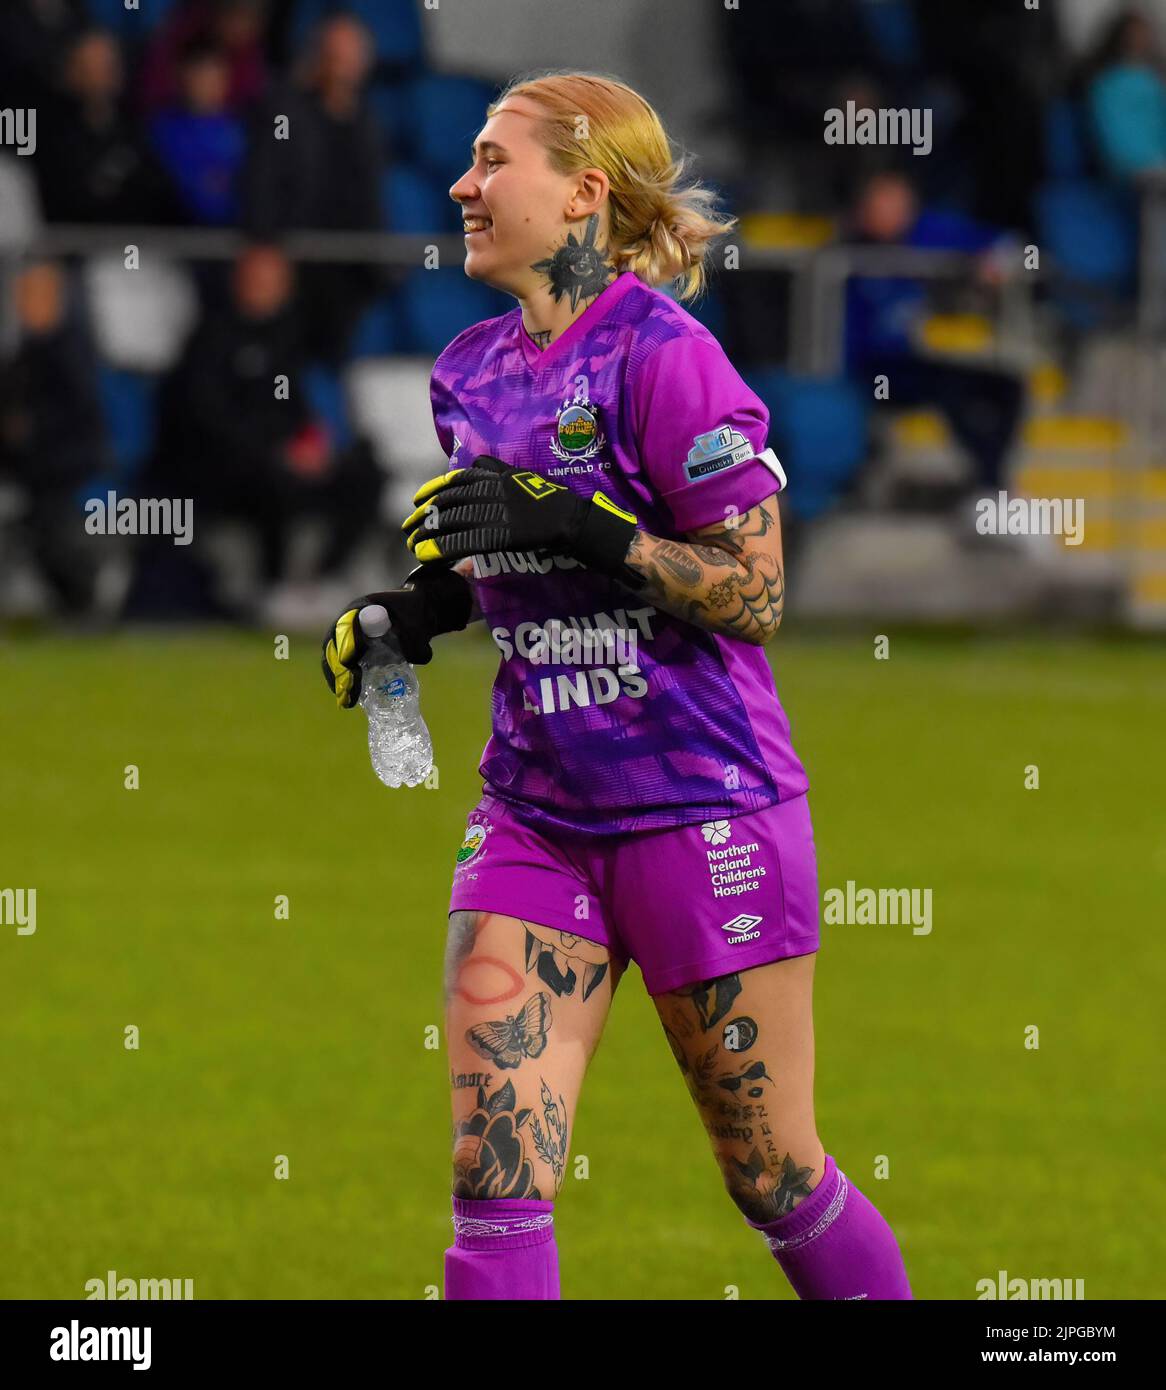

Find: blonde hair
<box><xmin>487</xmin><ymin>70</ymin><xmax>735</xmax><ymax>303</ymax></box>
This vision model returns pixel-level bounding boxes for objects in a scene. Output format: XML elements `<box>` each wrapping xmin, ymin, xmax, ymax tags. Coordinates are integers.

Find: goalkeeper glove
<box><xmin>401</xmin><ymin>455</ymin><xmax>638</xmax><ymax>576</ymax></box>
<box><xmin>320</xmin><ymin>562</ymin><xmax>473</xmax><ymax>710</ymax></box>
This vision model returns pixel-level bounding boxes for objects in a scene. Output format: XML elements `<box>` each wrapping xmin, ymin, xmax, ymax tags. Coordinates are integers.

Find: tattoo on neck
<box><xmin>529</xmin><ymin>329</ymin><xmax>552</xmax><ymax>349</ymax></box>
<box><xmin>530</xmin><ymin>214</ymin><xmax>617</xmax><ymax>310</ymax></box>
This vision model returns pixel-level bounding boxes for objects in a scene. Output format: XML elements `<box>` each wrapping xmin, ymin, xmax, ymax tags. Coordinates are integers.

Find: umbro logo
<box><xmin>720</xmin><ymin>913</ymin><xmax>762</xmax><ymax>943</ymax></box>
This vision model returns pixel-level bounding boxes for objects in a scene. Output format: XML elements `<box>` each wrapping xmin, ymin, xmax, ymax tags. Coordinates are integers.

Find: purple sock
<box><xmin>746</xmin><ymin>1154</ymin><xmax>913</xmax><ymax>1300</ymax></box>
<box><xmin>444</xmin><ymin>1197</ymin><xmax>560</xmax><ymax>1301</ymax></box>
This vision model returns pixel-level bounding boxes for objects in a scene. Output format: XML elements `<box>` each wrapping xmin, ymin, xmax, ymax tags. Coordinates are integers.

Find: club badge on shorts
<box><xmin>455</xmin><ymin>822</ymin><xmax>488</xmax><ymax>867</ymax></box>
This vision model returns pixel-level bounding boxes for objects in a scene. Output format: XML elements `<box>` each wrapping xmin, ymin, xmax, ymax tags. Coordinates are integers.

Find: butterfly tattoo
<box><xmin>466</xmin><ymin>991</ymin><xmax>552</xmax><ymax>1070</ymax></box>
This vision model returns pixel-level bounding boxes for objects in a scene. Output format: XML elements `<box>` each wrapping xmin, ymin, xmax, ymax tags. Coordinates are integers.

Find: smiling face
<box><xmin>450</xmin><ymin>97</ymin><xmax>609</xmax><ymax>298</ymax></box>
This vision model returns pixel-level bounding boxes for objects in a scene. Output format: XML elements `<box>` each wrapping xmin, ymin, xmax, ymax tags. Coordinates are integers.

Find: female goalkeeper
<box><xmin>322</xmin><ymin>71</ymin><xmax>912</xmax><ymax>1302</ymax></box>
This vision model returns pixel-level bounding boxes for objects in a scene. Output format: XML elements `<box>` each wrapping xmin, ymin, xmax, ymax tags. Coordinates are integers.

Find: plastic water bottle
<box><xmin>356</xmin><ymin>603</ymin><xmax>434</xmax><ymax>788</ymax></box>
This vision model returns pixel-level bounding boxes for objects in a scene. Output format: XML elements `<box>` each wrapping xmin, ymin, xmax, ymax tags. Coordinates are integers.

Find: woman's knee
<box><xmin>443</xmin><ymin>912</ymin><xmax>617</xmax><ymax>1201</ymax></box>
<box><xmin>450</xmin><ymin>1071</ymin><xmax>570</xmax><ymax>1202</ymax></box>
<box><xmin>655</xmin><ymin>962</ymin><xmax>825</xmax><ymax>1219</ymax></box>
<box><xmin>713</xmin><ymin>1132</ymin><xmax>827</xmax><ymax>1222</ymax></box>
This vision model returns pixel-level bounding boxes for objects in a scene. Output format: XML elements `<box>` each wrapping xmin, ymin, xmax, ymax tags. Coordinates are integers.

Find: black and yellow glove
<box><xmin>401</xmin><ymin>455</ymin><xmax>638</xmax><ymax>575</ymax></box>
<box><xmin>320</xmin><ymin>563</ymin><xmax>473</xmax><ymax>710</ymax></box>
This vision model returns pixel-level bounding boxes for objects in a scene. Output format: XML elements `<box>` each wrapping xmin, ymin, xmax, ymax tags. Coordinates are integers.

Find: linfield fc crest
<box><xmin>456</xmin><ymin>822</ymin><xmax>488</xmax><ymax>866</ymax></box>
<box><xmin>550</xmin><ymin>396</ymin><xmax>605</xmax><ymax>462</ymax></box>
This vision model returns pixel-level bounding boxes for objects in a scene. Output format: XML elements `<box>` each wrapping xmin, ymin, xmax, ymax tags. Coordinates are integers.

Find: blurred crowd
<box><xmin>1</xmin><ymin>0</ymin><xmax>1163</xmax><ymax>624</ymax></box>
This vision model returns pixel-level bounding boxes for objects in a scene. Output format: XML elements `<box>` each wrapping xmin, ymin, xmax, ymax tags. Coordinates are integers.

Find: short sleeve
<box><xmin>629</xmin><ymin>334</ymin><xmax>787</xmax><ymax>532</ymax></box>
<box><xmin>430</xmin><ymin>359</ymin><xmax>458</xmax><ymax>460</ymax></box>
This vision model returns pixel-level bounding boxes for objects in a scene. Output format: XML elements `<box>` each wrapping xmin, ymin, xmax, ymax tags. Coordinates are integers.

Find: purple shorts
<box><xmin>448</xmin><ymin>791</ymin><xmax>820</xmax><ymax>995</ymax></box>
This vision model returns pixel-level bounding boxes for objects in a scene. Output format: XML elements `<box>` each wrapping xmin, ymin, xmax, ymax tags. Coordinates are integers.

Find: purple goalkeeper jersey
<box><xmin>429</xmin><ymin>270</ymin><xmax>809</xmax><ymax>836</ymax></box>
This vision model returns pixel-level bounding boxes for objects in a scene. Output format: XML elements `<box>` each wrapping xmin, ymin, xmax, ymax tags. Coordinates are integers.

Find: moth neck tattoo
<box><xmin>530</xmin><ymin>213</ymin><xmax>617</xmax><ymax>311</ymax></box>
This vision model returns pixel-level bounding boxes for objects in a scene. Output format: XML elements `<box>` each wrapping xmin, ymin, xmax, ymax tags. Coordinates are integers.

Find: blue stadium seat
<box><xmin>1035</xmin><ymin>179</ymin><xmax>1138</xmax><ymax>291</ymax></box>
<box><xmin>857</xmin><ymin>0</ymin><xmax>921</xmax><ymax>69</ymax></box>
<box><xmin>744</xmin><ymin>368</ymin><xmax>870</xmax><ymax>521</ymax></box>
<box><xmin>97</xmin><ymin>368</ymin><xmax>159</xmax><ymax>484</ymax></box>
<box><xmin>683</xmin><ymin>286</ymin><xmax>726</xmax><ymax>340</ymax></box>
<box><xmin>396</xmin><ymin>269</ymin><xmax>511</xmax><ymax>356</ymax></box>
<box><xmin>303</xmin><ymin>364</ymin><xmax>354</xmax><ymax>449</ymax></box>
<box><xmin>288</xmin><ymin>0</ymin><xmax>421</xmax><ymax>67</ymax></box>
<box><xmin>348</xmin><ymin>298</ymin><xmax>403</xmax><ymax>358</ymax></box>
<box><xmin>407</xmin><ymin>74</ymin><xmax>501</xmax><ymax>186</ymax></box>
<box><xmin>349</xmin><ymin>0</ymin><xmax>422</xmax><ymax>67</ymax></box>
<box><xmin>86</xmin><ymin>0</ymin><xmax>180</xmax><ymax>34</ymax></box>
<box><xmin>381</xmin><ymin>163</ymin><xmax>458</xmax><ymax>233</ymax></box>
<box><xmin>287</xmin><ymin>0</ymin><xmax>331</xmax><ymax>51</ymax></box>
<box><xmin>367</xmin><ymin>79</ymin><xmax>417</xmax><ymax>160</ymax></box>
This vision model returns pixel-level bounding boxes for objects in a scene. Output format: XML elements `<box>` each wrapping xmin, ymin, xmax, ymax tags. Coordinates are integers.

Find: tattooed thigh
<box><xmin>444</xmin><ymin>911</ymin><xmax>618</xmax><ymax>1200</ymax></box>
<box><xmin>651</xmin><ymin>958</ymin><xmax>825</xmax><ymax>1223</ymax></box>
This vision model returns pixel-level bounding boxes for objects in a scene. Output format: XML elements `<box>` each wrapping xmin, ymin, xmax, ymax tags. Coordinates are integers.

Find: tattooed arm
<box><xmin>616</xmin><ymin>496</ymin><xmax>785</xmax><ymax>644</ymax></box>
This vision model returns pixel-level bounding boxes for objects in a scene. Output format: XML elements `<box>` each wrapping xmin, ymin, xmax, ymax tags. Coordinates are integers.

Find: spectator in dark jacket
<box><xmin>720</xmin><ymin>0</ymin><xmax>874</xmax><ymax>206</ymax></box>
<box><xmin>153</xmin><ymin>244</ymin><xmax>380</xmax><ymax>586</ymax></box>
<box><xmin>914</xmin><ymin>0</ymin><xmax>1060</xmax><ymax>232</ymax></box>
<box><xmin>0</xmin><ymin>0</ymin><xmax>88</xmax><ymax>109</ymax></box>
<box><xmin>242</xmin><ymin>14</ymin><xmax>385</xmax><ymax>362</ymax></box>
<box><xmin>0</xmin><ymin>262</ymin><xmax>109</xmax><ymax>611</ymax></box>
<box><xmin>34</xmin><ymin>28</ymin><xmax>182</xmax><ymax>225</ymax></box>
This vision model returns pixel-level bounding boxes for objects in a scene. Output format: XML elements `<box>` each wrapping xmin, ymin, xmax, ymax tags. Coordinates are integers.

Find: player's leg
<box><xmin>655</xmin><ymin>953</ymin><xmax>824</xmax><ymax>1216</ymax></box>
<box><xmin>443</xmin><ymin>909</ymin><xmax>621</xmax><ymax>1300</ymax></box>
<box><xmin>654</xmin><ymin>956</ymin><xmax>910</xmax><ymax>1299</ymax></box>
<box><xmin>610</xmin><ymin>793</ymin><xmax>911</xmax><ymax>1299</ymax></box>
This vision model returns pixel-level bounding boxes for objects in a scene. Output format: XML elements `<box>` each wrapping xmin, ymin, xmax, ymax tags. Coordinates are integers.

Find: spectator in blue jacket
<box><xmin>1085</xmin><ymin>9</ymin><xmax>1166</xmax><ymax>182</ymax></box>
<box><xmin>845</xmin><ymin>170</ymin><xmax>1025</xmax><ymax>501</ymax></box>
<box><xmin>149</xmin><ymin>37</ymin><xmax>247</xmax><ymax>225</ymax></box>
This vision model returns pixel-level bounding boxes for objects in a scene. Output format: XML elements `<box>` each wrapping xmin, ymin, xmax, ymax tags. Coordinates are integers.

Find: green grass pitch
<box><xmin>2</xmin><ymin>627</ymin><xmax>1162</xmax><ymax>1299</ymax></box>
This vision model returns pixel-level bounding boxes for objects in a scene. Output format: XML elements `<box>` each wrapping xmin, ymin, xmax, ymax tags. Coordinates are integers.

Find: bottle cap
<box><xmin>358</xmin><ymin>603</ymin><xmax>391</xmax><ymax>639</ymax></box>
